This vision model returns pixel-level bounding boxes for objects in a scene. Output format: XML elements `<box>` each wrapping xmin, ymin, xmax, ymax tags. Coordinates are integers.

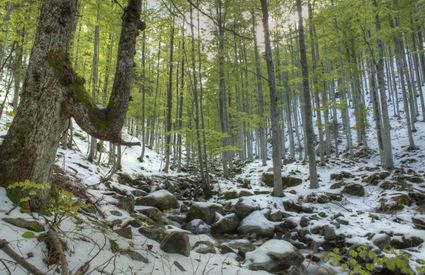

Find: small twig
<box><xmin>0</xmin><ymin>258</ymin><xmax>12</xmax><ymax>275</ymax></box>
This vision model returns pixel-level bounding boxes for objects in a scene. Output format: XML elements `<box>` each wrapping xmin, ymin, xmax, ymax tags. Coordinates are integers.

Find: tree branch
<box><xmin>0</xmin><ymin>239</ymin><xmax>45</xmax><ymax>275</ymax></box>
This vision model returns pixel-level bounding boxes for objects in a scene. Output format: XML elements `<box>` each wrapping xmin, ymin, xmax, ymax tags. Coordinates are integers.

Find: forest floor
<box><xmin>1</xmin><ymin>98</ymin><xmax>425</xmax><ymax>274</ymax></box>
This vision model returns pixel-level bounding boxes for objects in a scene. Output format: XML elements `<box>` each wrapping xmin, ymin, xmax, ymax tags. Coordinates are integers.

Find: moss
<box><xmin>46</xmin><ymin>50</ymin><xmax>110</xmax><ymax>132</ymax></box>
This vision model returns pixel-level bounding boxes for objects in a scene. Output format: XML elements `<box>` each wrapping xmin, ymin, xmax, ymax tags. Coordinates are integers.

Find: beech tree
<box><xmin>0</xmin><ymin>0</ymin><xmax>145</xmax><ymax>209</ymax></box>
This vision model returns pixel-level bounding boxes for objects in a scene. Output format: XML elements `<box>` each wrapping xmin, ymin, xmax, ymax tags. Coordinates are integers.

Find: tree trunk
<box><xmin>0</xmin><ymin>0</ymin><xmax>143</xmax><ymax>209</ymax></box>
<box><xmin>260</xmin><ymin>0</ymin><xmax>283</xmax><ymax>197</ymax></box>
<box><xmin>296</xmin><ymin>0</ymin><xmax>318</xmax><ymax>188</ymax></box>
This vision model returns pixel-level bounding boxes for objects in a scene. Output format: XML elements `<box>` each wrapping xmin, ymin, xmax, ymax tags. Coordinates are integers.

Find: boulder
<box><xmin>235</xmin><ymin>198</ymin><xmax>261</xmax><ymax>219</ymax></box>
<box><xmin>115</xmin><ymin>195</ymin><xmax>135</xmax><ymax>213</ymax></box>
<box><xmin>342</xmin><ymin>184</ymin><xmax>365</xmax><ymax>196</ymax></box>
<box><xmin>114</xmin><ymin>226</ymin><xmax>132</xmax><ymax>239</ymax></box>
<box><xmin>186</xmin><ymin>202</ymin><xmax>224</xmax><ymax>224</ymax></box>
<box><xmin>137</xmin><ymin>207</ymin><xmax>163</xmax><ymax>224</ymax></box>
<box><xmin>245</xmin><ymin>240</ymin><xmax>304</xmax><ymax>273</ymax></box>
<box><xmin>211</xmin><ymin>214</ymin><xmax>240</xmax><ymax>234</ymax></box>
<box><xmin>238</xmin><ymin>211</ymin><xmax>275</xmax><ymax>238</ymax></box>
<box><xmin>412</xmin><ymin>217</ymin><xmax>425</xmax><ymax>230</ymax></box>
<box><xmin>193</xmin><ymin>241</ymin><xmax>216</xmax><ymax>254</ymax></box>
<box><xmin>283</xmin><ymin>201</ymin><xmax>313</xmax><ymax>213</ymax></box>
<box><xmin>372</xmin><ymin>234</ymin><xmax>391</xmax><ymax>250</ymax></box>
<box><xmin>3</xmin><ymin>218</ymin><xmax>44</xmax><ymax>232</ymax></box>
<box><xmin>220</xmin><ymin>239</ymin><xmax>255</xmax><ymax>255</ymax></box>
<box><xmin>160</xmin><ymin>232</ymin><xmax>191</xmax><ymax>256</ymax></box>
<box><xmin>390</xmin><ymin>235</ymin><xmax>423</xmax><ymax>249</ymax></box>
<box><xmin>138</xmin><ymin>225</ymin><xmax>167</xmax><ymax>242</ymax></box>
<box><xmin>262</xmin><ymin>173</ymin><xmax>302</xmax><ymax>188</ymax></box>
<box><xmin>185</xmin><ymin>219</ymin><xmax>211</xmax><ymax>234</ymax></box>
<box><xmin>136</xmin><ymin>190</ymin><xmax>178</xmax><ymax>210</ymax></box>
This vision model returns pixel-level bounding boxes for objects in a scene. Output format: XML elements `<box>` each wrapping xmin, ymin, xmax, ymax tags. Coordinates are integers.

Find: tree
<box><xmin>260</xmin><ymin>0</ymin><xmax>283</xmax><ymax>197</ymax></box>
<box><xmin>0</xmin><ymin>0</ymin><xmax>144</xmax><ymax>209</ymax></box>
<box><xmin>296</xmin><ymin>0</ymin><xmax>319</xmax><ymax>188</ymax></box>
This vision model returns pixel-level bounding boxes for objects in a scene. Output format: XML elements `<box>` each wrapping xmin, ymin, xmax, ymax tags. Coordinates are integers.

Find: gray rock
<box><xmin>3</xmin><ymin>218</ymin><xmax>44</xmax><ymax>232</ymax></box>
<box><xmin>186</xmin><ymin>201</ymin><xmax>224</xmax><ymax>224</ymax></box>
<box><xmin>283</xmin><ymin>201</ymin><xmax>314</xmax><ymax>213</ymax></box>
<box><xmin>221</xmin><ymin>239</ymin><xmax>255</xmax><ymax>254</ymax></box>
<box><xmin>238</xmin><ymin>211</ymin><xmax>275</xmax><ymax>238</ymax></box>
<box><xmin>185</xmin><ymin>219</ymin><xmax>211</xmax><ymax>234</ymax></box>
<box><xmin>390</xmin><ymin>235</ymin><xmax>424</xmax><ymax>249</ymax></box>
<box><xmin>235</xmin><ymin>198</ymin><xmax>260</xmax><ymax>219</ymax></box>
<box><xmin>114</xmin><ymin>227</ymin><xmax>132</xmax><ymax>239</ymax></box>
<box><xmin>211</xmin><ymin>214</ymin><xmax>240</xmax><ymax>234</ymax></box>
<box><xmin>137</xmin><ymin>207</ymin><xmax>163</xmax><ymax>224</ymax></box>
<box><xmin>160</xmin><ymin>232</ymin><xmax>191</xmax><ymax>256</ymax></box>
<box><xmin>262</xmin><ymin>173</ymin><xmax>302</xmax><ymax>188</ymax></box>
<box><xmin>373</xmin><ymin>234</ymin><xmax>391</xmax><ymax>250</ymax></box>
<box><xmin>136</xmin><ymin>190</ymin><xmax>178</xmax><ymax>210</ymax></box>
<box><xmin>245</xmin><ymin>240</ymin><xmax>304</xmax><ymax>273</ymax></box>
<box><xmin>342</xmin><ymin>184</ymin><xmax>365</xmax><ymax>196</ymax></box>
<box><xmin>115</xmin><ymin>195</ymin><xmax>135</xmax><ymax>213</ymax></box>
<box><xmin>193</xmin><ymin>241</ymin><xmax>216</xmax><ymax>254</ymax></box>
<box><xmin>138</xmin><ymin>225</ymin><xmax>167</xmax><ymax>242</ymax></box>
<box><xmin>412</xmin><ymin>217</ymin><xmax>425</xmax><ymax>230</ymax></box>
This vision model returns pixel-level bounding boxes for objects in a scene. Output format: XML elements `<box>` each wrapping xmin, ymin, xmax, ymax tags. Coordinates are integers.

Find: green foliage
<box><xmin>22</xmin><ymin>231</ymin><xmax>36</xmax><ymax>239</ymax></box>
<box><xmin>8</xmin><ymin>180</ymin><xmax>51</xmax><ymax>205</ymax></box>
<box><xmin>324</xmin><ymin>246</ymin><xmax>416</xmax><ymax>275</ymax></box>
<box><xmin>8</xmin><ymin>181</ymin><xmax>87</xmax><ymax>227</ymax></box>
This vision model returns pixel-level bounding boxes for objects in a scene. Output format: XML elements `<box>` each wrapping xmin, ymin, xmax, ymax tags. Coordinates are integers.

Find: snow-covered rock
<box><xmin>237</xmin><ymin>210</ymin><xmax>275</xmax><ymax>237</ymax></box>
<box><xmin>245</xmin><ymin>239</ymin><xmax>304</xmax><ymax>272</ymax></box>
<box><xmin>136</xmin><ymin>190</ymin><xmax>178</xmax><ymax>210</ymax></box>
<box><xmin>186</xmin><ymin>201</ymin><xmax>224</xmax><ymax>224</ymax></box>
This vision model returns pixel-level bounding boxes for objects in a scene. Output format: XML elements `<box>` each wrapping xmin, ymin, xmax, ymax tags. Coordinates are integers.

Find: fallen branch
<box><xmin>47</xmin><ymin>229</ymin><xmax>69</xmax><ymax>275</ymax></box>
<box><xmin>0</xmin><ymin>239</ymin><xmax>45</xmax><ymax>275</ymax></box>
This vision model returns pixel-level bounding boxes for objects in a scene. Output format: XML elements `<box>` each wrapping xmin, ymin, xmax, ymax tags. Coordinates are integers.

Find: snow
<box><xmin>245</xmin><ymin>239</ymin><xmax>296</xmax><ymax>264</ymax></box>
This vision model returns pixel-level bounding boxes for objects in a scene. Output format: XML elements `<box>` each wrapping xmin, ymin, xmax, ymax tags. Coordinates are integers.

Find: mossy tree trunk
<box><xmin>0</xmin><ymin>0</ymin><xmax>144</xmax><ymax>210</ymax></box>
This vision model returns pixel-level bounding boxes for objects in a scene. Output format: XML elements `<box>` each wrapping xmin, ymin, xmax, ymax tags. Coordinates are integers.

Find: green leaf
<box><xmin>22</xmin><ymin>231</ymin><xmax>36</xmax><ymax>239</ymax></box>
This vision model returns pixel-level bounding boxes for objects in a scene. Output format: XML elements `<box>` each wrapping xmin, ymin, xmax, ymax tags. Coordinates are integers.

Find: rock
<box><xmin>390</xmin><ymin>235</ymin><xmax>424</xmax><ymax>249</ymax></box>
<box><xmin>123</xmin><ymin>250</ymin><xmax>149</xmax><ymax>263</ymax></box>
<box><xmin>238</xmin><ymin>211</ymin><xmax>275</xmax><ymax>238</ymax></box>
<box><xmin>160</xmin><ymin>232</ymin><xmax>191</xmax><ymax>256</ymax></box>
<box><xmin>300</xmin><ymin>216</ymin><xmax>309</xmax><ymax>227</ymax></box>
<box><xmin>269</xmin><ymin>210</ymin><xmax>284</xmax><ymax>222</ymax></box>
<box><xmin>283</xmin><ymin>201</ymin><xmax>314</xmax><ymax>213</ymax></box>
<box><xmin>336</xmin><ymin>218</ymin><xmax>349</xmax><ymax>225</ymax></box>
<box><xmin>323</xmin><ymin>225</ymin><xmax>336</xmax><ymax>241</ymax></box>
<box><xmin>221</xmin><ymin>239</ymin><xmax>255</xmax><ymax>255</ymax></box>
<box><xmin>235</xmin><ymin>197</ymin><xmax>261</xmax><ymax>219</ymax></box>
<box><xmin>342</xmin><ymin>184</ymin><xmax>365</xmax><ymax>196</ymax></box>
<box><xmin>219</xmin><ymin>245</ymin><xmax>237</xmax><ymax>254</ymax></box>
<box><xmin>379</xmin><ymin>194</ymin><xmax>412</xmax><ymax>212</ymax></box>
<box><xmin>193</xmin><ymin>241</ymin><xmax>216</xmax><ymax>254</ymax></box>
<box><xmin>239</xmin><ymin>190</ymin><xmax>255</xmax><ymax>197</ymax></box>
<box><xmin>262</xmin><ymin>173</ymin><xmax>302</xmax><ymax>188</ymax></box>
<box><xmin>409</xmin><ymin>191</ymin><xmax>425</xmax><ymax>206</ymax></box>
<box><xmin>138</xmin><ymin>225</ymin><xmax>167</xmax><ymax>242</ymax></box>
<box><xmin>110</xmin><ymin>210</ymin><xmax>123</xmax><ymax>216</ymax></box>
<box><xmin>137</xmin><ymin>207</ymin><xmax>163</xmax><ymax>224</ymax></box>
<box><xmin>114</xmin><ymin>227</ymin><xmax>132</xmax><ymax>239</ymax></box>
<box><xmin>330</xmin><ymin>182</ymin><xmax>343</xmax><ymax>189</ymax></box>
<box><xmin>2</xmin><ymin>218</ymin><xmax>44</xmax><ymax>232</ymax></box>
<box><xmin>412</xmin><ymin>217</ymin><xmax>425</xmax><ymax>230</ymax></box>
<box><xmin>330</xmin><ymin>171</ymin><xmax>353</xmax><ymax>181</ymax></box>
<box><xmin>136</xmin><ymin>190</ymin><xmax>178</xmax><ymax>210</ymax></box>
<box><xmin>185</xmin><ymin>219</ymin><xmax>210</xmax><ymax>234</ymax></box>
<box><xmin>303</xmin><ymin>261</ymin><xmax>337</xmax><ymax>275</ymax></box>
<box><xmin>117</xmin><ymin>173</ymin><xmax>138</xmax><ymax>186</ymax></box>
<box><xmin>211</xmin><ymin>214</ymin><xmax>239</xmax><ymax>234</ymax></box>
<box><xmin>221</xmin><ymin>191</ymin><xmax>238</xmax><ymax>199</ymax></box>
<box><xmin>115</xmin><ymin>195</ymin><xmax>135</xmax><ymax>213</ymax></box>
<box><xmin>363</xmin><ymin>171</ymin><xmax>390</xmax><ymax>185</ymax></box>
<box><xmin>245</xmin><ymin>240</ymin><xmax>304</xmax><ymax>273</ymax></box>
<box><xmin>373</xmin><ymin>234</ymin><xmax>391</xmax><ymax>250</ymax></box>
<box><xmin>186</xmin><ymin>202</ymin><xmax>224</xmax><ymax>224</ymax></box>
<box><xmin>275</xmin><ymin>219</ymin><xmax>297</xmax><ymax>234</ymax></box>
